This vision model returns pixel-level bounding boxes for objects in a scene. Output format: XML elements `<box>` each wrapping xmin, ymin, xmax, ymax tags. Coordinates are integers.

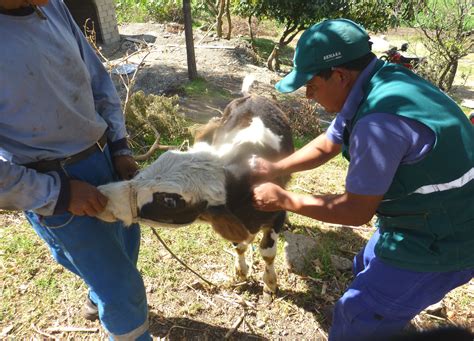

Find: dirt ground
<box><xmin>106</xmin><ymin>23</ymin><xmax>473</xmax><ymax>117</ymax></box>
<box><xmin>103</xmin><ymin>21</ymin><xmax>316</xmax><ymax>125</ymax></box>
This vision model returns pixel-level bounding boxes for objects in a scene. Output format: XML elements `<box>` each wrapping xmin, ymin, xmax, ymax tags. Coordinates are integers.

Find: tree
<box><xmin>183</xmin><ymin>0</ymin><xmax>198</xmax><ymax>80</ymax></box>
<box><xmin>205</xmin><ymin>0</ymin><xmax>232</xmax><ymax>39</ymax></box>
<box><xmin>415</xmin><ymin>0</ymin><xmax>473</xmax><ymax>91</ymax></box>
<box><xmin>234</xmin><ymin>0</ymin><xmax>424</xmax><ymax>71</ymax></box>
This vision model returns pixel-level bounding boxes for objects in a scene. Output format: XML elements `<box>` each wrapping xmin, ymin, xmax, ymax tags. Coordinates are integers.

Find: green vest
<box><xmin>343</xmin><ymin>60</ymin><xmax>474</xmax><ymax>272</ymax></box>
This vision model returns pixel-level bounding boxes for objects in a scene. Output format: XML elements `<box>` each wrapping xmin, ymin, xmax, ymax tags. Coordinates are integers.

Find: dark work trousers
<box><xmin>329</xmin><ymin>229</ymin><xmax>474</xmax><ymax>341</ymax></box>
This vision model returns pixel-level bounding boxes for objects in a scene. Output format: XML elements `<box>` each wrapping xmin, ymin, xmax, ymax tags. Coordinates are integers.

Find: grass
<box><xmin>182</xmin><ymin>77</ymin><xmax>232</xmax><ymax>101</ymax></box>
<box><xmin>1</xmin><ymin>150</ymin><xmax>473</xmax><ymax>339</ymax></box>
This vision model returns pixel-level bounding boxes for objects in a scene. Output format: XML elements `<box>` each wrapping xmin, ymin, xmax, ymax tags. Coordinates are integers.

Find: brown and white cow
<box><xmin>97</xmin><ymin>92</ymin><xmax>294</xmax><ymax>298</ymax></box>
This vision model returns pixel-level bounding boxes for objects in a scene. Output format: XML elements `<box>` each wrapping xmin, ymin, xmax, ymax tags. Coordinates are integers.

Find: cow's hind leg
<box><xmin>233</xmin><ymin>234</ymin><xmax>256</xmax><ymax>281</ymax></box>
<box><xmin>260</xmin><ymin>212</ymin><xmax>285</xmax><ymax>302</ymax></box>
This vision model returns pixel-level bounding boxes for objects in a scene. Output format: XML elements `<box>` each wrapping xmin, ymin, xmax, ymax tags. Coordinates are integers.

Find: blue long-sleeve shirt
<box><xmin>0</xmin><ymin>0</ymin><xmax>129</xmax><ymax>215</ymax></box>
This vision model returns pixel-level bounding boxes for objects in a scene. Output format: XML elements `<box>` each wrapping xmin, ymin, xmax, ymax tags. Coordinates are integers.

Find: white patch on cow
<box><xmin>134</xmin><ymin>149</ymin><xmax>227</xmax><ymax>207</ymax></box>
<box><xmin>216</xmin><ymin>117</ymin><xmax>282</xmax><ymax>157</ymax></box>
<box><xmin>96</xmin><ymin>181</ymin><xmax>134</xmax><ymax>226</ymax></box>
<box><xmin>97</xmin><ymin>148</ymin><xmax>228</xmax><ymax>227</ymax></box>
<box><xmin>234</xmin><ymin>233</ymin><xmax>256</xmax><ymax>280</ymax></box>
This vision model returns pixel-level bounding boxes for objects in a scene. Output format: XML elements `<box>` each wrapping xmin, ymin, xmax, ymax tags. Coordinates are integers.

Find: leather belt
<box><xmin>24</xmin><ymin>133</ymin><xmax>108</xmax><ymax>173</ymax></box>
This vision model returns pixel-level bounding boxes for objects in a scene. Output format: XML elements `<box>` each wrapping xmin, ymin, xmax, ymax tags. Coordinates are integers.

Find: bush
<box><xmin>115</xmin><ymin>0</ymin><xmax>184</xmax><ymax>23</ymax></box>
<box><xmin>280</xmin><ymin>98</ymin><xmax>323</xmax><ymax>143</ymax></box>
<box><xmin>125</xmin><ymin>91</ymin><xmax>191</xmax><ymax>154</ymax></box>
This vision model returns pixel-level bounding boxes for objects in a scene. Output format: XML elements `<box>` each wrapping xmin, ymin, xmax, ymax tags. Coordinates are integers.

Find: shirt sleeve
<box><xmin>59</xmin><ymin>1</ymin><xmax>131</xmax><ymax>154</ymax></box>
<box><xmin>325</xmin><ymin>115</ymin><xmax>345</xmax><ymax>145</ymax></box>
<box><xmin>0</xmin><ymin>154</ymin><xmax>69</xmax><ymax>216</ymax></box>
<box><xmin>345</xmin><ymin>116</ymin><xmax>410</xmax><ymax>195</ymax></box>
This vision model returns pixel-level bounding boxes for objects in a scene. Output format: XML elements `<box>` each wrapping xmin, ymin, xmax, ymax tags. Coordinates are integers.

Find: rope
<box><xmin>149</xmin><ymin>226</ymin><xmax>217</xmax><ymax>287</ymax></box>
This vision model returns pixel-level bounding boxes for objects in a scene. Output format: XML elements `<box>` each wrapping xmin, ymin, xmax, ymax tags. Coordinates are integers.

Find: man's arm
<box><xmin>277</xmin><ymin>132</ymin><xmax>341</xmax><ymax>174</ymax></box>
<box><xmin>252</xmin><ymin>183</ymin><xmax>382</xmax><ymax>226</ymax></box>
<box><xmin>59</xmin><ymin>3</ymin><xmax>139</xmax><ymax>179</ymax></box>
<box><xmin>252</xmin><ymin>133</ymin><xmax>341</xmax><ymax>181</ymax></box>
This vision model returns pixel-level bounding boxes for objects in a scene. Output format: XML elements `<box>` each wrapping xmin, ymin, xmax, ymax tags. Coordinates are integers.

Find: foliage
<box><xmin>125</xmin><ymin>91</ymin><xmax>191</xmax><ymax>153</ymax></box>
<box><xmin>232</xmin><ymin>0</ymin><xmax>424</xmax><ymax>70</ymax></box>
<box><xmin>115</xmin><ymin>0</ymin><xmax>185</xmax><ymax>23</ymax></box>
<box><xmin>338</xmin><ymin>0</ymin><xmax>418</xmax><ymax>32</ymax></box>
<box><xmin>414</xmin><ymin>0</ymin><xmax>473</xmax><ymax>91</ymax></box>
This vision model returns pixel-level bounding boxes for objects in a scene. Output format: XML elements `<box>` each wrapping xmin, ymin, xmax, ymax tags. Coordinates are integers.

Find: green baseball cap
<box><xmin>276</xmin><ymin>18</ymin><xmax>371</xmax><ymax>93</ymax></box>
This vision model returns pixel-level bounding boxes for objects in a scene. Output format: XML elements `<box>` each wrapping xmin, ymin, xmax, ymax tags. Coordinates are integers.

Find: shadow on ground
<box><xmin>149</xmin><ymin>312</ymin><xmax>268</xmax><ymax>340</ymax></box>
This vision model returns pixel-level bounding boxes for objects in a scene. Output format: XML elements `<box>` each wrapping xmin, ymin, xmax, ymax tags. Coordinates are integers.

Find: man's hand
<box><xmin>113</xmin><ymin>155</ymin><xmax>139</xmax><ymax>180</ymax></box>
<box><xmin>249</xmin><ymin>157</ymin><xmax>280</xmax><ymax>182</ymax></box>
<box><xmin>252</xmin><ymin>182</ymin><xmax>288</xmax><ymax>211</ymax></box>
<box><xmin>68</xmin><ymin>180</ymin><xmax>108</xmax><ymax>216</ymax></box>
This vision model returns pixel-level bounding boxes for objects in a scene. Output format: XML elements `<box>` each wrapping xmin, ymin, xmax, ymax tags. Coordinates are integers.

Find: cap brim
<box><xmin>275</xmin><ymin>69</ymin><xmax>316</xmax><ymax>93</ymax></box>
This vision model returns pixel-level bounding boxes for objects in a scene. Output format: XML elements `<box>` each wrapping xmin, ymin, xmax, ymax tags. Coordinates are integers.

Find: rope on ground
<box><xmin>149</xmin><ymin>226</ymin><xmax>217</xmax><ymax>287</ymax></box>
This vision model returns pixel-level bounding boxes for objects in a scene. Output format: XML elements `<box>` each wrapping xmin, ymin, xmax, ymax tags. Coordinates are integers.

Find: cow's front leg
<box><xmin>260</xmin><ymin>227</ymin><xmax>278</xmax><ymax>302</ymax></box>
<box><xmin>233</xmin><ymin>234</ymin><xmax>256</xmax><ymax>281</ymax></box>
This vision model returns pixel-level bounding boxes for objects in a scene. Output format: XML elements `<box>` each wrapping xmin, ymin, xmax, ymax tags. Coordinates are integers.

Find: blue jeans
<box><xmin>329</xmin><ymin>229</ymin><xmax>474</xmax><ymax>341</ymax></box>
<box><xmin>25</xmin><ymin>147</ymin><xmax>151</xmax><ymax>340</ymax></box>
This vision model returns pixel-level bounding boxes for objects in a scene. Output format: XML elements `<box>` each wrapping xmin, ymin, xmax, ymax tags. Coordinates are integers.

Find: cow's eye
<box><xmin>163</xmin><ymin>197</ymin><xmax>177</xmax><ymax>208</ymax></box>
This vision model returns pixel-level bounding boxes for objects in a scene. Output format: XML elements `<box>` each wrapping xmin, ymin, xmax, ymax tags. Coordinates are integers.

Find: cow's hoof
<box><xmin>262</xmin><ymin>287</ymin><xmax>277</xmax><ymax>305</ymax></box>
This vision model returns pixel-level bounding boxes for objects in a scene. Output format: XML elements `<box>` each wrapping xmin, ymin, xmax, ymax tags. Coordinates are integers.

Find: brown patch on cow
<box><xmin>193</xmin><ymin>117</ymin><xmax>222</xmax><ymax>144</ymax></box>
<box><xmin>260</xmin><ymin>230</ymin><xmax>276</xmax><ymax>250</ymax></box>
<box><xmin>200</xmin><ymin>209</ymin><xmax>250</xmax><ymax>243</ymax></box>
<box><xmin>262</xmin><ymin>256</ymin><xmax>275</xmax><ymax>264</ymax></box>
<box><xmin>235</xmin><ymin>247</ymin><xmax>247</xmax><ymax>255</ymax></box>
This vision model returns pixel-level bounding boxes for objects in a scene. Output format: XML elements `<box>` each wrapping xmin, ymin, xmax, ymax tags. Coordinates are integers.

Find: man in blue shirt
<box><xmin>0</xmin><ymin>0</ymin><xmax>151</xmax><ymax>339</ymax></box>
<box><xmin>251</xmin><ymin>19</ymin><xmax>474</xmax><ymax>340</ymax></box>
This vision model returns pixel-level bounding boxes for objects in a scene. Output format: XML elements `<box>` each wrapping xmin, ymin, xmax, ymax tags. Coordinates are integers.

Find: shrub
<box><xmin>125</xmin><ymin>91</ymin><xmax>191</xmax><ymax>154</ymax></box>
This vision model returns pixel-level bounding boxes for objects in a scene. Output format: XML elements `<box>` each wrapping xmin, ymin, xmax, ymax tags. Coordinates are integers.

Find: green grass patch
<box><xmin>247</xmin><ymin>37</ymin><xmax>295</xmax><ymax>68</ymax></box>
<box><xmin>182</xmin><ymin>77</ymin><xmax>232</xmax><ymax>100</ymax></box>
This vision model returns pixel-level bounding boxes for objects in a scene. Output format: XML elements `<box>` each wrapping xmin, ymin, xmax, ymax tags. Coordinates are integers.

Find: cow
<box><xmin>97</xmin><ymin>89</ymin><xmax>294</xmax><ymax>300</ymax></box>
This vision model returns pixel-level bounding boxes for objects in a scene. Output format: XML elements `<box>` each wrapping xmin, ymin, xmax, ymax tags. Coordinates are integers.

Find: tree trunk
<box><xmin>266</xmin><ymin>23</ymin><xmax>303</xmax><ymax>71</ymax></box>
<box><xmin>247</xmin><ymin>15</ymin><xmax>256</xmax><ymax>52</ymax></box>
<box><xmin>183</xmin><ymin>0</ymin><xmax>198</xmax><ymax>80</ymax></box>
<box><xmin>216</xmin><ymin>0</ymin><xmax>225</xmax><ymax>38</ymax></box>
<box><xmin>225</xmin><ymin>0</ymin><xmax>231</xmax><ymax>40</ymax></box>
<box><xmin>267</xmin><ymin>44</ymin><xmax>281</xmax><ymax>71</ymax></box>
<box><xmin>445</xmin><ymin>59</ymin><xmax>458</xmax><ymax>92</ymax></box>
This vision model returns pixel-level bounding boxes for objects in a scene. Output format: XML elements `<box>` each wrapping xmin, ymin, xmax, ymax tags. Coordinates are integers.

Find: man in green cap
<box><xmin>251</xmin><ymin>18</ymin><xmax>474</xmax><ymax>340</ymax></box>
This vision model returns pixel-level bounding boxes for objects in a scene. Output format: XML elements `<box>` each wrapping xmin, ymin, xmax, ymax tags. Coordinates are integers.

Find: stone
<box><xmin>330</xmin><ymin>254</ymin><xmax>353</xmax><ymax>271</ymax></box>
<box><xmin>283</xmin><ymin>231</ymin><xmax>317</xmax><ymax>275</ymax></box>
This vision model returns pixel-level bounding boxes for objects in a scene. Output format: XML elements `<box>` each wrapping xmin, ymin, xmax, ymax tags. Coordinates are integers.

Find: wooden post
<box><xmin>183</xmin><ymin>0</ymin><xmax>198</xmax><ymax>80</ymax></box>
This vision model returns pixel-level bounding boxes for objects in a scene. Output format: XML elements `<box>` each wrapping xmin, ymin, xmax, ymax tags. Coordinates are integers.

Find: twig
<box><xmin>163</xmin><ymin>44</ymin><xmax>235</xmax><ymax>50</ymax></box>
<box><xmin>185</xmin><ymin>284</ymin><xmax>218</xmax><ymax>308</ymax></box>
<box><xmin>166</xmin><ymin>325</ymin><xmax>203</xmax><ymax>339</ymax></box>
<box><xmin>205</xmin><ymin>104</ymin><xmax>224</xmax><ymax>116</ymax></box>
<box><xmin>317</xmin><ymin>327</ymin><xmax>328</xmax><ymax>341</ymax></box>
<box><xmin>45</xmin><ymin>326</ymin><xmax>99</xmax><ymax>333</ymax></box>
<box><xmin>31</xmin><ymin>324</ymin><xmax>57</xmax><ymax>340</ymax></box>
<box><xmin>215</xmin><ymin>294</ymin><xmax>243</xmax><ymax>307</ymax></box>
<box><xmin>324</xmin><ymin>223</ymin><xmax>373</xmax><ymax>231</ymax></box>
<box><xmin>197</xmin><ymin>22</ymin><xmax>217</xmax><ymax>45</ymax></box>
<box><xmin>244</xmin><ymin>319</ymin><xmax>257</xmax><ymax>334</ymax></box>
<box><xmin>149</xmin><ymin>226</ymin><xmax>217</xmax><ymax>287</ymax></box>
<box><xmin>224</xmin><ymin>311</ymin><xmax>247</xmax><ymax>339</ymax></box>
